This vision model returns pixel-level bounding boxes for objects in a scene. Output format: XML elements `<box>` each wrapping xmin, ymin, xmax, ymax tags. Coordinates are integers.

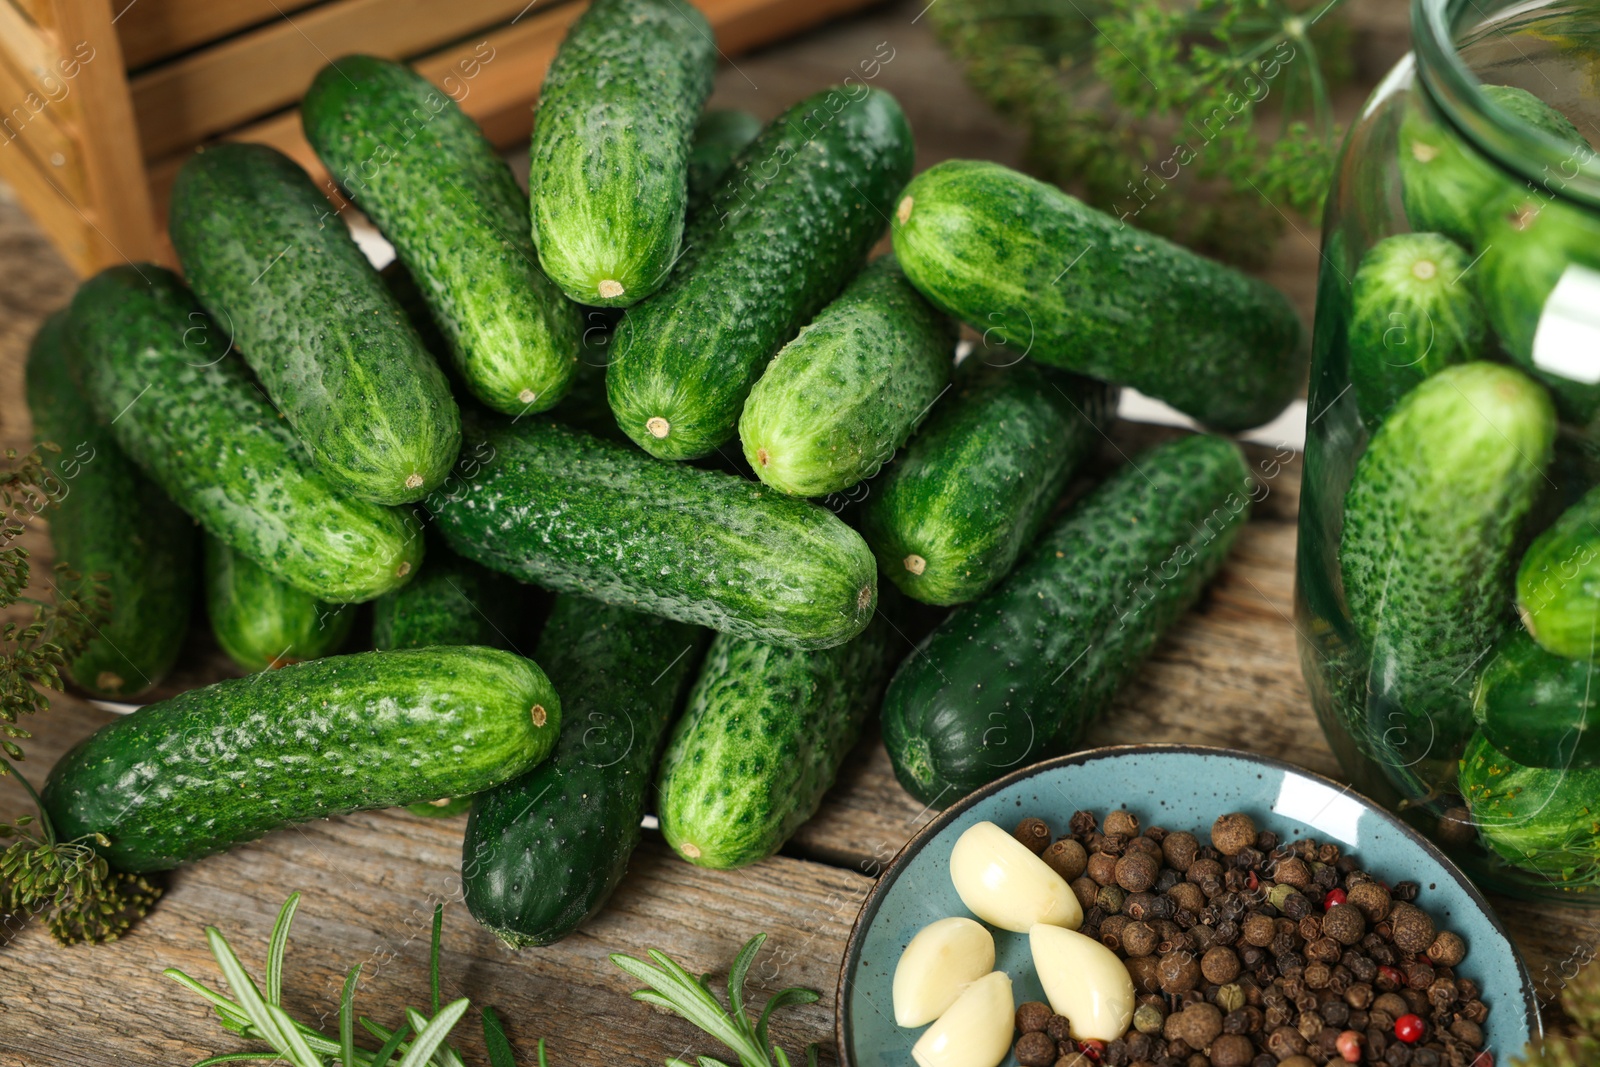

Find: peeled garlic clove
<box><xmin>911</xmin><ymin>970</ymin><xmax>1014</xmax><ymax>1067</ymax></box>
<box><xmin>892</xmin><ymin>916</ymin><xmax>996</xmax><ymax>1027</ymax></box>
<box><xmin>949</xmin><ymin>821</ymin><xmax>1082</xmax><ymax>933</ymax></box>
<box><xmin>1028</xmin><ymin>922</ymin><xmax>1136</xmax><ymax>1041</ymax></box>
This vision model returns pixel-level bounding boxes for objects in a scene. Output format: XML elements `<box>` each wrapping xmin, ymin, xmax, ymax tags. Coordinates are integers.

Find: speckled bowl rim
<box><xmin>834</xmin><ymin>743</ymin><xmax>1543</xmax><ymax>1066</ymax></box>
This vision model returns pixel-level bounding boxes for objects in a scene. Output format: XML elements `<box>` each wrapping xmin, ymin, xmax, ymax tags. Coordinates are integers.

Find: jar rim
<box><xmin>1412</xmin><ymin>0</ymin><xmax>1600</xmax><ymax>210</ymax></box>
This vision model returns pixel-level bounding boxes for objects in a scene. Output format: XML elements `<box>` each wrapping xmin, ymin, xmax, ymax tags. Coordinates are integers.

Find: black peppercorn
<box><xmin>1015</xmin><ymin>1031</ymin><xmax>1056</xmax><ymax>1067</ymax></box>
<box><xmin>1306</xmin><ymin>937</ymin><xmax>1342</xmax><ymax>965</ymax></box>
<box><xmin>1070</xmin><ymin>810</ymin><xmax>1098</xmax><ymax>835</ymax></box>
<box><xmin>1045</xmin><ymin>1012</ymin><xmax>1073</xmax><ymax>1042</ymax></box>
<box><xmin>1155</xmin><ymin>867</ymin><xmax>1183</xmax><ymax>894</ymax></box>
<box><xmin>1016</xmin><ymin>1001</ymin><xmax>1053</xmax><ymax>1033</ymax></box>
<box><xmin>1044</xmin><ymin>837</ymin><xmax>1089</xmax><ymax>882</ymax></box>
<box><xmin>1391</xmin><ymin>880</ymin><xmax>1420</xmax><ymax>902</ymax></box>
<box><xmin>1404</xmin><ymin>960</ymin><xmax>1435</xmax><ymax>991</ymax></box>
<box><xmin>1014</xmin><ymin>816</ymin><xmax>1052</xmax><ymax>854</ymax></box>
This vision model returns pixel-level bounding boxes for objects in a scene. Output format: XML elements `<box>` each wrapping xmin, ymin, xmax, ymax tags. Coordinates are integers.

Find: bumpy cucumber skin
<box><xmin>686</xmin><ymin>109</ymin><xmax>762</xmax><ymax>212</ymax></box>
<box><xmin>1341</xmin><ymin>362</ymin><xmax>1555</xmax><ymax>764</ymax></box>
<box><xmin>303</xmin><ymin>56</ymin><xmax>581</xmax><ymax>416</ymax></box>
<box><xmin>430</xmin><ymin>418</ymin><xmax>877</xmax><ymax>650</ymax></box>
<box><xmin>882</xmin><ymin>434</ymin><xmax>1251</xmax><ymax>807</ymax></box>
<box><xmin>372</xmin><ymin>541</ymin><xmax>520</xmax><ymax>652</ymax></box>
<box><xmin>205</xmin><ymin>537</ymin><xmax>354</xmax><ymax>672</ymax></box>
<box><xmin>860</xmin><ymin>356</ymin><xmax>1116</xmax><ymax>606</ymax></box>
<box><xmin>41</xmin><ymin>647</ymin><xmax>560</xmax><ymax>872</ymax></box>
<box><xmin>657</xmin><ymin>615</ymin><xmax>890</xmax><ymax>869</ymax></box>
<box><xmin>169</xmin><ymin>142</ymin><xmax>460</xmax><ymax>504</ymax></box>
<box><xmin>1473</xmin><ymin>630</ymin><xmax>1600</xmax><ymax>769</ymax></box>
<box><xmin>528</xmin><ymin>0</ymin><xmax>714</xmax><ymax>307</ymax></box>
<box><xmin>1347</xmin><ymin>233</ymin><xmax>1485</xmax><ymax>429</ymax></box>
<box><xmin>740</xmin><ymin>255</ymin><xmax>955</xmax><ymax>497</ymax></box>
<box><xmin>607</xmin><ymin>86</ymin><xmax>915</xmax><ymax>460</ymax></box>
<box><xmin>1517</xmin><ymin>483</ymin><xmax>1600</xmax><ymax>659</ymax></box>
<box><xmin>463</xmin><ymin>596</ymin><xmax>702</xmax><ymax>945</ymax></box>
<box><xmin>67</xmin><ymin>266</ymin><xmax>423</xmax><ymax>603</ymax></box>
<box><xmin>891</xmin><ymin>160</ymin><xmax>1304</xmax><ymax>432</ymax></box>
<box><xmin>1460</xmin><ymin>730</ymin><xmax>1600</xmax><ymax>889</ymax></box>
<box><xmin>25</xmin><ymin>312</ymin><xmax>195</xmax><ymax>699</ymax></box>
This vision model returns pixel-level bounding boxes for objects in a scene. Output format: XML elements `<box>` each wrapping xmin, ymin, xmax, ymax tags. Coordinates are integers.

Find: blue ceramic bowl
<box><xmin>836</xmin><ymin>745</ymin><xmax>1540</xmax><ymax>1066</ymax></box>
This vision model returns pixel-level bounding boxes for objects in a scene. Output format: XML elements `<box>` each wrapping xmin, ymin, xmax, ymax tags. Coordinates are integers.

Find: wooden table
<box><xmin>0</xmin><ymin>3</ymin><xmax>1593</xmax><ymax>1064</ymax></box>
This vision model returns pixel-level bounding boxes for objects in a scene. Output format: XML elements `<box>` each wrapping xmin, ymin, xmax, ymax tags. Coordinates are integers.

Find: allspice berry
<box><xmin>1202</xmin><ymin>945</ymin><xmax>1241</xmax><ymax>984</ymax></box>
<box><xmin>1346</xmin><ymin>879</ymin><xmax>1392</xmax><ymax>923</ymax></box>
<box><xmin>1071</xmin><ymin>875</ymin><xmax>1099</xmax><ymax>912</ymax></box>
<box><xmin>1133</xmin><ymin>1002</ymin><xmax>1166</xmax><ymax>1034</ymax></box>
<box><xmin>1124</xmin><ymin>920</ymin><xmax>1160</xmax><ymax>957</ymax></box>
<box><xmin>1045</xmin><ymin>838</ymin><xmax>1089</xmax><ymax>882</ymax></box>
<box><xmin>1087</xmin><ymin>851</ymin><xmax>1120</xmax><ymax>886</ymax></box>
<box><xmin>1162</xmin><ymin>830</ymin><xmax>1201</xmax><ymax>871</ymax></box>
<box><xmin>1426</xmin><ymin>930</ymin><xmax>1467</xmax><ymax>967</ymax></box>
<box><xmin>1116</xmin><ymin>851</ymin><xmax>1161</xmax><ymax>893</ymax></box>
<box><xmin>1272</xmin><ymin>856</ymin><xmax>1312</xmax><ymax>888</ymax></box>
<box><xmin>1321</xmin><ymin>903</ymin><xmax>1366</xmax><ymax>946</ymax></box>
<box><xmin>1016</xmin><ymin>1001</ymin><xmax>1053</xmax><ymax>1033</ymax></box>
<box><xmin>1054</xmin><ymin>1053</ymin><xmax>1092</xmax><ymax>1067</ymax></box>
<box><xmin>1211</xmin><ymin>812</ymin><xmax>1257</xmax><ymax>856</ymax></box>
<box><xmin>1243</xmin><ymin>913</ymin><xmax>1277</xmax><ymax>947</ymax></box>
<box><xmin>1157</xmin><ymin>950</ymin><xmax>1203</xmax><ymax>994</ymax></box>
<box><xmin>1210</xmin><ymin>1033</ymin><xmax>1255</xmax><ymax>1067</ymax></box>
<box><xmin>1164</xmin><ymin>1002</ymin><xmax>1223</xmax><ymax>1048</ymax></box>
<box><xmin>1014</xmin><ymin>1031</ymin><xmax>1057</xmax><ymax>1067</ymax></box>
<box><xmin>1126</xmin><ymin>954</ymin><xmax>1163</xmax><ymax>994</ymax></box>
<box><xmin>1103</xmin><ymin>808</ymin><xmax>1140</xmax><ymax>837</ymax></box>
<box><xmin>1014</xmin><ymin>816</ymin><xmax>1052</xmax><ymax>855</ymax></box>
<box><xmin>1388</xmin><ymin>901</ymin><xmax>1436</xmax><ymax>954</ymax></box>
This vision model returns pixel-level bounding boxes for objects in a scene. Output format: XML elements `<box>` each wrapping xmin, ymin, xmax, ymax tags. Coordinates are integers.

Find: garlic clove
<box><xmin>910</xmin><ymin>970</ymin><xmax>1014</xmax><ymax>1067</ymax></box>
<box><xmin>1028</xmin><ymin>922</ymin><xmax>1136</xmax><ymax>1041</ymax></box>
<box><xmin>949</xmin><ymin>821</ymin><xmax>1083</xmax><ymax>933</ymax></box>
<box><xmin>892</xmin><ymin>917</ymin><xmax>996</xmax><ymax>1027</ymax></box>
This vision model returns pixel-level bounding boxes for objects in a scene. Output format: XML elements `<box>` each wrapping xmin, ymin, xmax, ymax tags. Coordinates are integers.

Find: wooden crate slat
<box><xmin>0</xmin><ymin>0</ymin><xmax>63</xmax><ymax>89</ymax></box>
<box><xmin>129</xmin><ymin>0</ymin><xmax>582</xmax><ymax>161</ymax></box>
<box><xmin>0</xmin><ymin>142</ymin><xmax>93</xmax><ymax>273</ymax></box>
<box><xmin>0</xmin><ymin>50</ymin><xmax>92</xmax><ymax>207</ymax></box>
<box><xmin>115</xmin><ymin>0</ymin><xmax>328</xmax><ymax>70</ymax></box>
<box><xmin>705</xmin><ymin>0</ymin><xmax>894</xmax><ymax>53</ymax></box>
<box><xmin>7</xmin><ymin>0</ymin><xmax>54</xmax><ymax>31</ymax></box>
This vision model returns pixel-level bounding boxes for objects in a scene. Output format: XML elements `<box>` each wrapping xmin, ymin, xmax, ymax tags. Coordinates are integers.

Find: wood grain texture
<box><xmin>115</xmin><ymin>0</ymin><xmax>328</xmax><ymax>70</ymax></box>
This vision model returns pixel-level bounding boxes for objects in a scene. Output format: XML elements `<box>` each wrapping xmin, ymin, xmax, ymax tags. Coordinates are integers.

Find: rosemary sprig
<box><xmin>610</xmin><ymin>933</ymin><xmax>822</xmax><ymax>1067</ymax></box>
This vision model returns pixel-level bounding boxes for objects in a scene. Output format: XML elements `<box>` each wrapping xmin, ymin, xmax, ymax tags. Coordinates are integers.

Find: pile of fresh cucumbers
<box><xmin>27</xmin><ymin>0</ymin><xmax>1303</xmax><ymax>947</ymax></box>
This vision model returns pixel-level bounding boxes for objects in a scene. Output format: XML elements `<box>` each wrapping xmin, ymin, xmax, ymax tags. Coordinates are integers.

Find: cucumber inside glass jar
<box><xmin>1298</xmin><ymin>0</ymin><xmax>1600</xmax><ymax>901</ymax></box>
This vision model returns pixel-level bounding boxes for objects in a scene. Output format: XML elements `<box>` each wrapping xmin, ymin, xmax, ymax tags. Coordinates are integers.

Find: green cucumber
<box><xmin>462</xmin><ymin>596</ymin><xmax>702</xmax><ymax>945</ymax></box>
<box><xmin>1476</xmin><ymin>192</ymin><xmax>1600</xmax><ymax>382</ymax></box>
<box><xmin>67</xmin><ymin>265</ymin><xmax>423</xmax><ymax>603</ymax></box>
<box><xmin>429</xmin><ymin>417</ymin><xmax>877</xmax><ymax>649</ymax></box>
<box><xmin>205</xmin><ymin>536</ymin><xmax>354</xmax><ymax>672</ymax></box>
<box><xmin>1340</xmin><ymin>362</ymin><xmax>1555</xmax><ymax>765</ymax></box>
<box><xmin>890</xmin><ymin>159</ymin><xmax>1304</xmax><ymax>432</ymax></box>
<box><xmin>1473</xmin><ymin>630</ymin><xmax>1600</xmax><ymax>769</ymax></box>
<box><xmin>1399</xmin><ymin>85</ymin><xmax>1587</xmax><ymax>247</ymax></box>
<box><xmin>41</xmin><ymin>646</ymin><xmax>560</xmax><ymax>872</ymax></box>
<box><xmin>860</xmin><ymin>354</ymin><xmax>1116</xmax><ymax>606</ymax></box>
<box><xmin>739</xmin><ymin>255</ymin><xmax>955</xmax><ymax>497</ymax></box>
<box><xmin>303</xmin><ymin>56</ymin><xmax>581</xmax><ymax>416</ymax></box>
<box><xmin>1516</xmin><ymin>483</ymin><xmax>1600</xmax><ymax>658</ymax></box>
<box><xmin>881</xmin><ymin>434</ymin><xmax>1251</xmax><ymax>806</ymax></box>
<box><xmin>528</xmin><ymin>0</ymin><xmax>714</xmax><ymax>307</ymax></box>
<box><xmin>686</xmin><ymin>108</ymin><xmax>762</xmax><ymax>211</ymax></box>
<box><xmin>606</xmin><ymin>86</ymin><xmax>915</xmax><ymax>460</ymax></box>
<box><xmin>169</xmin><ymin>142</ymin><xmax>460</xmax><ymax>504</ymax></box>
<box><xmin>1460</xmin><ymin>729</ymin><xmax>1600</xmax><ymax>890</ymax></box>
<box><xmin>372</xmin><ymin>539</ymin><xmax>520</xmax><ymax>652</ymax></box>
<box><xmin>656</xmin><ymin>615</ymin><xmax>891</xmax><ymax>869</ymax></box>
<box><xmin>24</xmin><ymin>311</ymin><xmax>195</xmax><ymax>699</ymax></box>
<box><xmin>1347</xmin><ymin>233</ymin><xmax>1486</xmax><ymax>429</ymax></box>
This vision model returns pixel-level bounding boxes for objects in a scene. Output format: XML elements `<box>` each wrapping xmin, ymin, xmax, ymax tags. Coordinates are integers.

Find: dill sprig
<box><xmin>930</xmin><ymin>0</ymin><xmax>1353</xmax><ymax>267</ymax></box>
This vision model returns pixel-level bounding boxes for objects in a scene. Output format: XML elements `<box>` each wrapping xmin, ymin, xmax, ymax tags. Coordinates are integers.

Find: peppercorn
<box><xmin>1015</xmin><ymin>1031</ymin><xmax>1056</xmax><ymax>1067</ymax></box>
<box><xmin>1297</xmin><ymin>914</ymin><xmax>1322</xmax><ymax>942</ymax></box>
<box><xmin>1124</xmin><ymin>920</ymin><xmax>1160</xmax><ymax>957</ymax></box>
<box><xmin>1307</xmin><ymin>937</ymin><xmax>1342</xmax><ymax>965</ymax></box>
<box><xmin>1313</xmin><ymin>862</ymin><xmax>1339</xmax><ymax>891</ymax></box>
<box><xmin>1304</xmin><ymin>963</ymin><xmax>1332</xmax><ymax>990</ymax></box>
<box><xmin>1345</xmin><ymin>983</ymin><xmax>1373</xmax><ymax>1010</ymax></box>
<box><xmin>1099</xmin><ymin>833</ymin><xmax>1128</xmax><ymax>857</ymax></box>
<box><xmin>1088</xmin><ymin>851</ymin><xmax>1120</xmax><ymax>886</ymax></box>
<box><xmin>1071</xmin><ymin>875</ymin><xmax>1100</xmax><ymax>911</ymax></box>
<box><xmin>1103</xmin><ymin>808</ymin><xmax>1139</xmax><ymax>837</ymax></box>
<box><xmin>1126</xmin><ymin>835</ymin><xmax>1163</xmax><ymax>861</ymax></box>
<box><xmin>1279</xmin><ymin>1058</ymin><xmax>1316</xmax><ymax>1067</ymax></box>
<box><xmin>1212</xmin><ymin>813</ymin><xmax>1257</xmax><ymax>856</ymax></box>
<box><xmin>1097</xmin><ymin>884</ymin><xmax>1127</xmax><ymax>913</ymax></box>
<box><xmin>1400</xmin><ymin>988</ymin><xmax>1428</xmax><ymax>1015</ymax></box>
<box><xmin>1391</xmin><ymin>880</ymin><xmax>1420</xmax><ymax>902</ymax></box>
<box><xmin>1388</xmin><ymin>902</ymin><xmax>1435</xmax><ymax>955</ymax></box>
<box><xmin>1070</xmin><ymin>810</ymin><xmax>1097</xmax><ymax>835</ymax></box>
<box><xmin>1347</xmin><ymin>879</ymin><xmax>1392</xmax><ymax>923</ymax></box>
<box><xmin>1461</xmin><ymin>997</ymin><xmax>1488</xmax><ymax>1024</ymax></box>
<box><xmin>1336</xmin><ymin>1030</ymin><xmax>1363</xmax><ymax>1062</ymax></box>
<box><xmin>1014</xmin><ymin>816</ymin><xmax>1052</xmax><ymax>855</ymax></box>
<box><xmin>1243</xmin><ymin>913</ymin><xmax>1276</xmax><ymax>947</ymax></box>
<box><xmin>1202</xmin><ymin>945</ymin><xmax>1241</xmax><ymax>985</ymax></box>
<box><xmin>1157</xmin><ymin>951</ymin><xmax>1203</xmax><ymax>994</ymax></box>
<box><xmin>1045</xmin><ymin>1013</ymin><xmax>1074</xmax><ymax>1042</ymax></box>
<box><xmin>1297</xmin><ymin>1009</ymin><xmax>1324</xmax><ymax>1043</ymax></box>
<box><xmin>1323</xmin><ymin>1001</ymin><xmax>1350</xmax><ymax>1027</ymax></box>
<box><xmin>1210</xmin><ymin>1033</ymin><xmax>1255</xmax><ymax>1067</ymax></box>
<box><xmin>1163</xmin><ymin>831</ymin><xmax>1200</xmax><ymax>871</ymax></box>
<box><xmin>1133</xmin><ymin>1001</ymin><xmax>1166</xmax><ymax>1034</ymax></box>
<box><xmin>1188</xmin><ymin>856</ymin><xmax>1225</xmax><ymax>887</ymax></box>
<box><xmin>1268</xmin><ymin>1025</ymin><xmax>1309</xmax><ymax>1058</ymax></box>
<box><xmin>1126</xmin><ymin>953</ymin><xmax>1162</xmax><ymax>994</ymax></box>
<box><xmin>1045</xmin><ymin>837</ymin><xmax>1089</xmax><ymax>882</ymax></box>
<box><xmin>1322</xmin><ymin>903</ymin><xmax>1366</xmax><ymax>946</ymax></box>
<box><xmin>1164</xmin><ymin>1002</ymin><xmax>1222</xmax><ymax>1048</ymax></box>
<box><xmin>1372</xmin><ymin>992</ymin><xmax>1410</xmax><ymax>1024</ymax></box>
<box><xmin>1425</xmin><ymin>930</ymin><xmax>1466</xmax><ymax>967</ymax></box>
<box><xmin>1426</xmin><ymin>978</ymin><xmax>1457</xmax><ymax>1009</ymax></box>
<box><xmin>1167</xmin><ymin>882</ymin><xmax>1205</xmax><ymax>914</ymax></box>
<box><xmin>1017</xmin><ymin>1001</ymin><xmax>1054</xmax><ymax>1033</ymax></box>
<box><xmin>1101</xmin><ymin>913</ymin><xmax>1130</xmax><ymax>951</ymax></box>
<box><xmin>1055</xmin><ymin>1052</ymin><xmax>1092</xmax><ymax>1067</ymax></box>
<box><xmin>1213</xmin><ymin>982</ymin><xmax>1244</xmax><ymax>1013</ymax></box>
<box><xmin>1273</xmin><ymin>856</ymin><xmax>1312</xmax><ymax>888</ymax></box>
<box><xmin>1403</xmin><ymin>961</ymin><xmax>1434</xmax><ymax>991</ymax></box>
<box><xmin>1117</xmin><ymin>851</ymin><xmax>1161</xmax><ymax>894</ymax></box>
<box><xmin>1449</xmin><ymin>1018</ymin><xmax>1483</xmax><ymax>1047</ymax></box>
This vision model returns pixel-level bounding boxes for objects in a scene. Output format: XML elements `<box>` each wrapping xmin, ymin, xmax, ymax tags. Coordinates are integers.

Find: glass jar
<box><xmin>1299</xmin><ymin>0</ymin><xmax>1600</xmax><ymax>902</ymax></box>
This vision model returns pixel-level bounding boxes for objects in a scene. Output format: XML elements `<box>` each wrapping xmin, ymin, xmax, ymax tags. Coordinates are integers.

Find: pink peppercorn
<box><xmin>1335</xmin><ymin>1030</ymin><xmax>1363</xmax><ymax>1062</ymax></box>
<box><xmin>1394</xmin><ymin>1014</ymin><xmax>1426</xmax><ymax>1043</ymax></box>
<box><xmin>1078</xmin><ymin>1039</ymin><xmax>1105</xmax><ymax>1062</ymax></box>
<box><xmin>1324</xmin><ymin>887</ymin><xmax>1347</xmax><ymax>908</ymax></box>
<box><xmin>1470</xmin><ymin>1054</ymin><xmax>1495</xmax><ymax>1067</ymax></box>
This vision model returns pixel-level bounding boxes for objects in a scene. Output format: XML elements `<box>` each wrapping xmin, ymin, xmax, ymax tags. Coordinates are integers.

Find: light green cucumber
<box><xmin>205</xmin><ymin>537</ymin><xmax>354</xmax><ymax>672</ymax></box>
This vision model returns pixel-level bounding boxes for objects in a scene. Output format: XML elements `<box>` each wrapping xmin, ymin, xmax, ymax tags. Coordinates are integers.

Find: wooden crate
<box><xmin>0</xmin><ymin>0</ymin><xmax>887</xmax><ymax>277</ymax></box>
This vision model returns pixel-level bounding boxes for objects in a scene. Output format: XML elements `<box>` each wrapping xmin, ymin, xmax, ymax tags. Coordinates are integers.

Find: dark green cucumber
<box><xmin>41</xmin><ymin>646</ymin><xmax>560</xmax><ymax>872</ymax></box>
<box><xmin>1473</xmin><ymin>630</ymin><xmax>1600</xmax><ymax>769</ymax></box>
<box><xmin>205</xmin><ymin>536</ymin><xmax>354</xmax><ymax>672</ymax></box>
<box><xmin>739</xmin><ymin>255</ymin><xmax>955</xmax><ymax>497</ymax></box>
<box><xmin>24</xmin><ymin>311</ymin><xmax>195</xmax><ymax>699</ymax></box>
<box><xmin>303</xmin><ymin>56</ymin><xmax>581</xmax><ymax>415</ymax></box>
<box><xmin>1399</xmin><ymin>85</ymin><xmax>1587</xmax><ymax>247</ymax></box>
<box><xmin>686</xmin><ymin>108</ymin><xmax>762</xmax><ymax>212</ymax></box>
<box><xmin>860</xmin><ymin>355</ymin><xmax>1116</xmax><ymax>606</ymax></box>
<box><xmin>372</xmin><ymin>538</ymin><xmax>520</xmax><ymax>652</ymax></box>
<box><xmin>462</xmin><ymin>596</ymin><xmax>702</xmax><ymax>945</ymax></box>
<box><xmin>881</xmin><ymin>434</ymin><xmax>1251</xmax><ymax>807</ymax></box>
<box><xmin>606</xmin><ymin>86</ymin><xmax>915</xmax><ymax>460</ymax></box>
<box><xmin>890</xmin><ymin>159</ymin><xmax>1304</xmax><ymax>432</ymax></box>
<box><xmin>1340</xmin><ymin>362</ymin><xmax>1555</xmax><ymax>765</ymax></box>
<box><xmin>528</xmin><ymin>0</ymin><xmax>714</xmax><ymax>307</ymax></box>
<box><xmin>169</xmin><ymin>142</ymin><xmax>460</xmax><ymax>504</ymax></box>
<box><xmin>1347</xmin><ymin>233</ymin><xmax>1486</xmax><ymax>429</ymax></box>
<box><xmin>1516</xmin><ymin>483</ymin><xmax>1600</xmax><ymax>659</ymax></box>
<box><xmin>430</xmin><ymin>417</ymin><xmax>877</xmax><ymax>649</ymax></box>
<box><xmin>656</xmin><ymin>615</ymin><xmax>891</xmax><ymax>869</ymax></box>
<box><xmin>1460</xmin><ymin>730</ymin><xmax>1600</xmax><ymax>889</ymax></box>
<box><xmin>67</xmin><ymin>265</ymin><xmax>422</xmax><ymax>603</ymax></box>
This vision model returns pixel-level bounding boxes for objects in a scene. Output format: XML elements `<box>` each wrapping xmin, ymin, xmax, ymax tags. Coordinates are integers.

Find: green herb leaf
<box><xmin>481</xmin><ymin>1007</ymin><xmax>517</xmax><ymax>1067</ymax></box>
<box><xmin>397</xmin><ymin>999</ymin><xmax>471</xmax><ymax>1067</ymax></box>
